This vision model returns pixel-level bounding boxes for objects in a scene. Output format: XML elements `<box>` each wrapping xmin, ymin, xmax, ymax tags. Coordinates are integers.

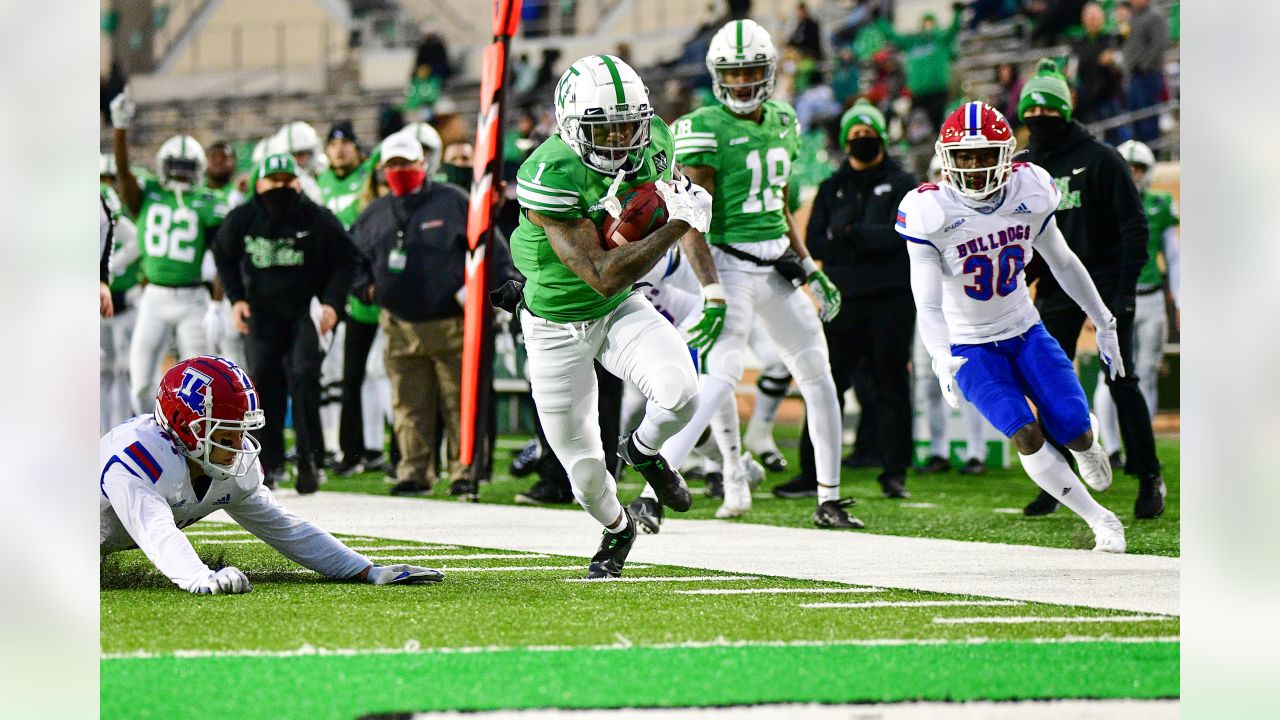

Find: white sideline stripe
<box><xmin>934</xmin><ymin>615</ymin><xmax>1174</xmax><ymax>625</ymax></box>
<box><xmin>564</xmin><ymin>575</ymin><xmax>758</xmax><ymax>583</ymax></box>
<box><xmin>674</xmin><ymin>587</ymin><xmax>886</xmax><ymax>596</ymax></box>
<box><xmin>442</xmin><ymin>565</ymin><xmax>606</xmax><ymax>572</ymax></box>
<box><xmin>992</xmin><ymin>508</ymin><xmax>1025</xmax><ymax>514</ymax></box>
<box><xmin>803</xmin><ymin>600</ymin><xmax>1026</xmax><ymax>609</ymax></box>
<box><xmin>363</xmin><ymin>553</ymin><xmax>548</xmax><ymax>561</ymax></box>
<box><xmin>101</xmin><ymin>634</ymin><xmax>1180</xmax><ymax>660</ymax></box>
<box><xmin>346</xmin><ymin>545</ymin><xmax>460</xmax><ymax>552</ymax></box>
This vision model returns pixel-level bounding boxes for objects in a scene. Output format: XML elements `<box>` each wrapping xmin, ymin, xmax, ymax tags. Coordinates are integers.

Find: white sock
<box><xmin>1019</xmin><ymin>443</ymin><xmax>1108</xmax><ymax>527</ymax></box>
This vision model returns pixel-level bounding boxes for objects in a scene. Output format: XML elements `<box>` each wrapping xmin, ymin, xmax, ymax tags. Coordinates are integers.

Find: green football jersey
<box><xmin>510</xmin><ymin>117</ymin><xmax>676</xmax><ymax>323</ymax></box>
<box><xmin>102</xmin><ymin>183</ymin><xmax>141</xmax><ymax>294</ymax></box>
<box><xmin>672</xmin><ymin>100</ymin><xmax>800</xmax><ymax>245</ymax></box>
<box><xmin>1136</xmin><ymin>189</ymin><xmax>1180</xmax><ymax>289</ymax></box>
<box><xmin>318</xmin><ymin>154</ymin><xmax>378</xmax><ymax>230</ymax></box>
<box><xmin>136</xmin><ymin>177</ymin><xmax>225</xmax><ymax>286</ymax></box>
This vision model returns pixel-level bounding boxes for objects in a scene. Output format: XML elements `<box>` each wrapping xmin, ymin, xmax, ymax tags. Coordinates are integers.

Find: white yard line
<box><xmin>102</xmin><ymin>634</ymin><xmax>1180</xmax><ymax>661</ymax></box>
<box><xmin>208</xmin><ymin>493</ymin><xmax>1179</xmax><ymax>615</ymax></box>
<box><xmin>441</xmin><ymin>565</ymin><xmax>600</xmax><ymax>572</ymax></box>
<box><xmin>933</xmin><ymin>615</ymin><xmax>1173</xmax><ymax>625</ymax></box>
<box><xmin>363</xmin><ymin>553</ymin><xmax>548</xmax><ymax>561</ymax></box>
<box><xmin>673</xmin><ymin>587</ymin><xmax>885</xmax><ymax>596</ymax></box>
<box><xmin>803</xmin><ymin>600</ymin><xmax>1026</xmax><ymax>609</ymax></box>
<box><xmin>900</xmin><ymin>502</ymin><xmax>941</xmax><ymax>509</ymax></box>
<box><xmin>563</xmin><ymin>575</ymin><xmax>758</xmax><ymax>583</ymax></box>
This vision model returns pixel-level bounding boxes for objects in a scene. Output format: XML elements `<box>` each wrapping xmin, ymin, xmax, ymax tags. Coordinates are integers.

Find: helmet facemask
<box><xmin>187</xmin><ymin>413</ymin><xmax>266</xmax><ymax>482</ymax></box>
<box><xmin>571</xmin><ymin>108</ymin><xmax>653</xmax><ymax>174</ymax></box>
<box><xmin>937</xmin><ymin>141</ymin><xmax>1014</xmax><ymax>200</ymax></box>
<box><xmin>162</xmin><ymin>158</ymin><xmax>201</xmax><ymax>189</ymax></box>
<box><xmin>710</xmin><ymin>59</ymin><xmax>777</xmax><ymax>114</ymax></box>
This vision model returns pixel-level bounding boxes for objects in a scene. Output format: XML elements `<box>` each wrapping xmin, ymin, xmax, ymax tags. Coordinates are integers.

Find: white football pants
<box><xmin>363</xmin><ymin>326</ymin><xmax>393</xmax><ymax>451</ymax></box>
<box><xmin>1094</xmin><ymin>290</ymin><xmax>1167</xmax><ymax>453</ymax></box>
<box><xmin>129</xmin><ymin>284</ymin><xmax>211</xmax><ymax>414</ymax></box>
<box><xmin>521</xmin><ymin>294</ymin><xmax>699</xmax><ymax>528</ymax></box>
<box><xmin>100</xmin><ymin>300</ymin><xmax>137</xmax><ymax>433</ymax></box>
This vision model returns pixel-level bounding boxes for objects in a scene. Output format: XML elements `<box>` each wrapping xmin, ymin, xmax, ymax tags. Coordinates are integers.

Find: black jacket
<box><xmin>806</xmin><ymin>156</ymin><xmax>917</xmax><ymax>298</ymax></box>
<box><xmin>213</xmin><ymin>192</ymin><xmax>356</xmax><ymax>318</ymax></box>
<box><xmin>350</xmin><ymin>181</ymin><xmax>515</xmax><ymax>323</ymax></box>
<box><xmin>1019</xmin><ymin>120</ymin><xmax>1149</xmax><ymax>308</ymax></box>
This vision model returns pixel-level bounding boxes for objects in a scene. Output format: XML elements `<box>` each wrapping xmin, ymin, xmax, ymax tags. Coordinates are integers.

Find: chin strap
<box><xmin>601</xmin><ymin>167</ymin><xmax>627</xmax><ymax>219</ymax></box>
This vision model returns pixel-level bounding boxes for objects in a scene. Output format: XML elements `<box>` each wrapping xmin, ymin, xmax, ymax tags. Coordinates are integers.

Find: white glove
<box><xmin>367</xmin><ymin>564</ymin><xmax>444</xmax><ymax>585</ymax></box>
<box><xmin>931</xmin><ymin>356</ymin><xmax>969</xmax><ymax>410</ymax></box>
<box><xmin>203</xmin><ymin>302</ymin><xmax>227</xmax><ymax>349</ymax></box>
<box><xmin>1094</xmin><ymin>316</ymin><xmax>1126</xmax><ymax>380</ymax></box>
<box><xmin>190</xmin><ymin>566</ymin><xmax>253</xmax><ymax>595</ymax></box>
<box><xmin>656</xmin><ymin>176</ymin><xmax>712</xmax><ymax>234</ymax></box>
<box><xmin>109</xmin><ymin>89</ymin><xmax>136</xmax><ymax>131</ymax></box>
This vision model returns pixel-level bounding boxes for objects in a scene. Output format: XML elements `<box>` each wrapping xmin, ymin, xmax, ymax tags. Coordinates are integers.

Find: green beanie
<box><xmin>839</xmin><ymin>100</ymin><xmax>888</xmax><ymax>147</ymax></box>
<box><xmin>1018</xmin><ymin>58</ymin><xmax>1073</xmax><ymax>122</ymax></box>
<box><xmin>257</xmin><ymin>152</ymin><xmax>298</xmax><ymax>179</ymax></box>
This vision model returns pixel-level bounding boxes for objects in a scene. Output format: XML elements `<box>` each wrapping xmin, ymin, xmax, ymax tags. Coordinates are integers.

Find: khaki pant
<box><xmin>381</xmin><ymin>312</ymin><xmax>464</xmax><ymax>485</ymax></box>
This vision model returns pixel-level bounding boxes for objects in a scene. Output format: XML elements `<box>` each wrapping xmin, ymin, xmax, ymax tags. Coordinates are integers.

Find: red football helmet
<box><xmin>155</xmin><ymin>356</ymin><xmax>265</xmax><ymax>481</ymax></box>
<box><xmin>936</xmin><ymin>101</ymin><xmax>1017</xmax><ymax>199</ymax></box>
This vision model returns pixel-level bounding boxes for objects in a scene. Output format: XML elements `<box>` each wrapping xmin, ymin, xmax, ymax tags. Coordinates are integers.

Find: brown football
<box><xmin>601</xmin><ymin>182</ymin><xmax>668</xmax><ymax>250</ymax></box>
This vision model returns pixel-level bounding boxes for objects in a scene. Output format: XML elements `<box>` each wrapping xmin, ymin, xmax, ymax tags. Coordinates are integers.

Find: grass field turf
<box><xmin>300</xmin><ymin>428</ymin><xmax>1180</xmax><ymax>557</ymax></box>
<box><xmin>101</xmin><ymin>527</ymin><xmax>1178</xmax><ymax>719</ymax></box>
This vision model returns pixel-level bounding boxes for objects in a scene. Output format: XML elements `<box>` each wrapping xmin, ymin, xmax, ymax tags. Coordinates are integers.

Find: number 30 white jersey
<box><xmin>895</xmin><ymin>161</ymin><xmax>1061</xmax><ymax>345</ymax></box>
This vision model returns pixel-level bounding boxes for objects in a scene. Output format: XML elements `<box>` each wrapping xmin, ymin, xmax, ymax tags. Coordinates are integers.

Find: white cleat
<box><xmin>741</xmin><ymin>452</ymin><xmax>766</xmax><ymax>490</ymax></box>
<box><xmin>1090</xmin><ymin>511</ymin><xmax>1127</xmax><ymax>554</ymax></box>
<box><xmin>715</xmin><ymin>470</ymin><xmax>752</xmax><ymax>518</ymax></box>
<box><xmin>1073</xmin><ymin>413</ymin><xmax>1113</xmax><ymax>492</ymax></box>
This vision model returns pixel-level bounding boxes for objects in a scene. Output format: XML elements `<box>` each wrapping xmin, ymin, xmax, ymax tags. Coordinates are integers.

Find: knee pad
<box><xmin>647</xmin><ymin>362</ymin><xmax>699</xmax><ymax>413</ymax></box>
<box><xmin>705</xmin><ymin>347</ymin><xmax>747</xmax><ymax>386</ymax></box>
<box><xmin>566</xmin><ymin>452</ymin><xmax>610</xmax><ymax>502</ymax></box>
<box><xmin>787</xmin><ymin>347</ymin><xmax>831</xmax><ymax>385</ymax></box>
<box><xmin>756</xmin><ymin>372</ymin><xmax>793</xmax><ymax>398</ymax></box>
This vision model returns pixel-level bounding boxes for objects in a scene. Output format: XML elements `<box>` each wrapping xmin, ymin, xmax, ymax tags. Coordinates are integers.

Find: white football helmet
<box><xmin>155</xmin><ymin>134</ymin><xmax>207</xmax><ymax>191</ymax></box>
<box><xmin>706</xmin><ymin>19</ymin><xmax>778</xmax><ymax>114</ymax></box>
<box><xmin>1116</xmin><ymin>139</ymin><xmax>1155</xmax><ymax>168</ymax></box>
<box><xmin>100</xmin><ymin>153</ymin><xmax>117</xmax><ymax>179</ymax></box>
<box><xmin>274</xmin><ymin>121</ymin><xmax>324</xmax><ymax>174</ymax></box>
<box><xmin>927</xmin><ymin>153</ymin><xmax>943</xmax><ymax>183</ymax></box>
<box><xmin>554</xmin><ymin>55</ymin><xmax>654</xmax><ymax>174</ymax></box>
<box><xmin>401</xmin><ymin>121</ymin><xmax>443</xmax><ymax>176</ymax></box>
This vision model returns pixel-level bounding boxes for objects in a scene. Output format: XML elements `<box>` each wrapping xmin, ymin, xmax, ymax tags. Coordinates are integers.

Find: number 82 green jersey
<box><xmin>137</xmin><ymin>178</ymin><xmax>226</xmax><ymax>286</ymax></box>
<box><xmin>672</xmin><ymin>100</ymin><xmax>799</xmax><ymax>245</ymax></box>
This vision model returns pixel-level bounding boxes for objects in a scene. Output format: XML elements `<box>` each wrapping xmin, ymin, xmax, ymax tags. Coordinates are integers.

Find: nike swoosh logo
<box><xmin>779</xmin><ymin>130</ymin><xmax>790</xmax><ymax>139</ymax></box>
<box><xmin>1072</xmin><ymin>167</ymin><xmax>1086</xmax><ymax>175</ymax></box>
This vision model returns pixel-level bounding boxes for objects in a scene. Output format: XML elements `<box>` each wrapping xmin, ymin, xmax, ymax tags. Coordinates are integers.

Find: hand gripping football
<box><xmin>601</xmin><ymin>182</ymin><xmax>669</xmax><ymax>250</ymax></box>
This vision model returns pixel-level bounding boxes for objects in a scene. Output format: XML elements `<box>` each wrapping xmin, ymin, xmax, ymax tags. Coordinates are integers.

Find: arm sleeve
<box><xmin>223</xmin><ymin>485</ymin><xmax>371</xmax><ymax>579</ymax></box>
<box><xmin>101</xmin><ymin>469</ymin><xmax>212</xmax><ymax>592</ymax></box>
<box><xmin>108</xmin><ymin>214</ymin><xmax>139</xmax><ymax>278</ymax></box>
<box><xmin>1035</xmin><ymin>217</ymin><xmax>1115</xmax><ymax>325</ymax></box>
<box><xmin>212</xmin><ymin>212</ymin><xmax>248</xmax><ymax>304</ymax></box>
<box><xmin>1162</xmin><ymin>225</ymin><xmax>1180</xmax><ymax>308</ymax></box>
<box><xmin>906</xmin><ymin>239</ymin><xmax>952</xmax><ymax>362</ymax></box>
<box><xmin>320</xmin><ymin>211</ymin><xmax>357</xmax><ymax>310</ymax></box>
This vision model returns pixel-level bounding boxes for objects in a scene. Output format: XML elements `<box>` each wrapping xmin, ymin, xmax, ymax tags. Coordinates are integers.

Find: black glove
<box><xmin>489</xmin><ymin>279</ymin><xmax>525</xmax><ymax>314</ymax></box>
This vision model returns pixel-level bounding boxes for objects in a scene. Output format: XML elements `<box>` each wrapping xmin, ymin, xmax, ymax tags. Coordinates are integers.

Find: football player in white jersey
<box><xmin>899</xmin><ymin>101</ymin><xmax>1126</xmax><ymax>552</ymax></box>
<box><xmin>100</xmin><ymin>356</ymin><xmax>443</xmax><ymax>593</ymax></box>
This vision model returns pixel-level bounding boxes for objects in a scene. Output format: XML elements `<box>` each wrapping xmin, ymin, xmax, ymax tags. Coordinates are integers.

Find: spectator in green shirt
<box><xmin>403</xmin><ymin>64</ymin><xmax>442</xmax><ymax>121</ymax></box>
<box><xmin>874</xmin><ymin>4</ymin><xmax>963</xmax><ymax>130</ymax></box>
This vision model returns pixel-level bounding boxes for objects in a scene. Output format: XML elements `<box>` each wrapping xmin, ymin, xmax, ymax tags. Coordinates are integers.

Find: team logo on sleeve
<box><xmin>176</xmin><ymin>367</ymin><xmax>214</xmax><ymax>414</ymax></box>
<box><xmin>653</xmin><ymin>150</ymin><xmax>668</xmax><ymax>173</ymax></box>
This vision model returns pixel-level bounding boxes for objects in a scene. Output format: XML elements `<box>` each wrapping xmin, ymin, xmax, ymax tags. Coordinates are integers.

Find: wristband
<box><xmin>800</xmin><ymin>257</ymin><xmax>820</xmax><ymax>276</ymax></box>
<box><xmin>702</xmin><ymin>283</ymin><xmax>726</xmax><ymax>303</ymax></box>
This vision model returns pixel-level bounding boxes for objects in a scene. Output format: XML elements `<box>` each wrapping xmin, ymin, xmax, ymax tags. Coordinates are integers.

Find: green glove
<box><xmin>687</xmin><ymin>283</ymin><xmax>727</xmax><ymax>351</ymax></box>
<box><xmin>802</xmin><ymin>258</ymin><xmax>841</xmax><ymax>322</ymax></box>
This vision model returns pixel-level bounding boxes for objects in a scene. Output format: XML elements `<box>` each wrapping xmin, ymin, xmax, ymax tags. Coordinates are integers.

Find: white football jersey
<box><xmin>100</xmin><ymin>415</ymin><xmax>369</xmax><ymax>591</ymax></box>
<box><xmin>896</xmin><ymin>162</ymin><xmax>1061</xmax><ymax>345</ymax></box>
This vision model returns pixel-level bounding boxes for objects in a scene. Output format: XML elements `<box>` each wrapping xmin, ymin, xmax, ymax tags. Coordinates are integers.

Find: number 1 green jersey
<box><xmin>136</xmin><ymin>178</ymin><xmax>226</xmax><ymax>286</ymax></box>
<box><xmin>510</xmin><ymin>117</ymin><xmax>676</xmax><ymax>323</ymax></box>
<box><xmin>672</xmin><ymin>100</ymin><xmax>800</xmax><ymax>245</ymax></box>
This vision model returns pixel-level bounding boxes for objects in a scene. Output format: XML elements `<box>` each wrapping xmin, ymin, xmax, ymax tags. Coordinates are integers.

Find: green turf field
<box><xmin>298</xmin><ymin>426</ymin><xmax>1180</xmax><ymax>557</ymax></box>
<box><xmin>101</xmin><ymin>526</ymin><xmax>1178</xmax><ymax>719</ymax></box>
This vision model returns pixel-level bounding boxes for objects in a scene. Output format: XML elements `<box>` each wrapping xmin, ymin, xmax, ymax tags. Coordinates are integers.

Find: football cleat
<box><xmin>742</xmin><ymin>452</ymin><xmax>766</xmax><ymax>490</ymax></box>
<box><xmin>449</xmin><ymin>477</ymin><xmax>479</xmax><ymax>501</ymax></box>
<box><xmin>744</xmin><ymin>420</ymin><xmax>787</xmax><ymax>472</ymax></box>
<box><xmin>814</xmin><ymin>498</ymin><xmax>865</xmax><ymax>529</ymax></box>
<box><xmin>715</xmin><ymin>469</ymin><xmax>752</xmax><ymax>518</ymax></box>
<box><xmin>586</xmin><ymin>509</ymin><xmax>637</xmax><ymax>579</ymax></box>
<box><xmin>628</xmin><ymin>496</ymin><xmax>664</xmax><ymax>534</ymax></box>
<box><xmin>878</xmin><ymin>474</ymin><xmax>910</xmax><ymax>499</ymax></box>
<box><xmin>515</xmin><ymin>476</ymin><xmax>575</xmax><ymax>506</ymax></box>
<box><xmin>1090</xmin><ymin>511</ymin><xmax>1127</xmax><ymax>553</ymax></box>
<box><xmin>509</xmin><ymin>439</ymin><xmax>541</xmax><ymax>477</ymax></box>
<box><xmin>333</xmin><ymin>456</ymin><xmax>365</xmax><ymax>477</ymax></box>
<box><xmin>1023</xmin><ymin>489</ymin><xmax>1060</xmax><ymax>516</ymax></box>
<box><xmin>1073</xmin><ymin>413</ymin><xmax>1113</xmax><ymax>492</ymax></box>
<box><xmin>958</xmin><ymin>458</ymin><xmax>987</xmax><ymax>475</ymax></box>
<box><xmin>917</xmin><ymin>455</ymin><xmax>951</xmax><ymax>474</ymax></box>
<box><xmin>1134</xmin><ymin>474</ymin><xmax>1167</xmax><ymax>519</ymax></box>
<box><xmin>619</xmin><ymin>434</ymin><xmax>692</xmax><ymax>512</ymax></box>
<box><xmin>758</xmin><ymin>450</ymin><xmax>787</xmax><ymax>472</ymax></box>
<box><xmin>295</xmin><ymin>460</ymin><xmax>322</xmax><ymax>495</ymax></box>
<box><xmin>389</xmin><ymin>478</ymin><xmax>432</xmax><ymax>496</ymax></box>
<box><xmin>772</xmin><ymin>473</ymin><xmax>818</xmax><ymax>499</ymax></box>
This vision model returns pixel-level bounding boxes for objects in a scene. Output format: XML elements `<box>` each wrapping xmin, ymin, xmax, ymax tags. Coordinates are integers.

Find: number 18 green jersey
<box><xmin>672</xmin><ymin>100</ymin><xmax>799</xmax><ymax>245</ymax></box>
<box><xmin>136</xmin><ymin>178</ymin><xmax>226</xmax><ymax>286</ymax></box>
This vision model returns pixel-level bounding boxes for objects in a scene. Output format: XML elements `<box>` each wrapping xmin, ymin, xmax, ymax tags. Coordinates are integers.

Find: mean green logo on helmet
<box><xmin>554</xmin><ymin>55</ymin><xmax>654</xmax><ymax>175</ymax></box>
<box><xmin>706</xmin><ymin>18</ymin><xmax>779</xmax><ymax>114</ymax></box>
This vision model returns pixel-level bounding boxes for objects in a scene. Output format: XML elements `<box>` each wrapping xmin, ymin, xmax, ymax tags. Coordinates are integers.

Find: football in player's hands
<box><xmin>601</xmin><ymin>182</ymin><xmax>668</xmax><ymax>250</ymax></box>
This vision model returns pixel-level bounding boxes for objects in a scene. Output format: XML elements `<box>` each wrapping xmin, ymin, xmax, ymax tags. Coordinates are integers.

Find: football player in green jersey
<box><xmin>509</xmin><ymin>55</ymin><xmax>716</xmax><ymax>578</ymax></box>
<box><xmin>1093</xmin><ymin>140</ymin><xmax>1180</xmax><ymax>464</ymax></box>
<box><xmin>652</xmin><ymin>19</ymin><xmax>858</xmax><ymax>529</ymax></box>
<box><xmin>110</xmin><ymin>91</ymin><xmax>227</xmax><ymax>415</ymax></box>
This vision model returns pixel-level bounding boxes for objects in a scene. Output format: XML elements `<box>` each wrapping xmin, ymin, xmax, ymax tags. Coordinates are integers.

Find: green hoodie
<box><xmin>874</xmin><ymin>9</ymin><xmax>962</xmax><ymax>96</ymax></box>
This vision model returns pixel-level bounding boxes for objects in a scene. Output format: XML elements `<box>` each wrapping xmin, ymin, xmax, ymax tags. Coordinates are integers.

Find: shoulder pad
<box><xmin>896</xmin><ymin>183</ymin><xmax>949</xmax><ymax>240</ymax></box>
<box><xmin>1009</xmin><ymin>162</ymin><xmax>1059</xmax><ymax>213</ymax></box>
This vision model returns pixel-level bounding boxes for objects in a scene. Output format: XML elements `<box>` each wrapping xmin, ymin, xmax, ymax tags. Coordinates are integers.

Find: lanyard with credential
<box><xmin>386</xmin><ymin>195</ymin><xmax>413</xmax><ymax>274</ymax></box>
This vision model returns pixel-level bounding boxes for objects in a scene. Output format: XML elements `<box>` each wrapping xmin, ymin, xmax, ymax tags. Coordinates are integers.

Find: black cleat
<box><xmin>509</xmin><ymin>439</ymin><xmax>541</xmax><ymax>477</ymax></box>
<box><xmin>586</xmin><ymin>509</ymin><xmax>637</xmax><ymax>578</ymax></box>
<box><xmin>1134</xmin><ymin>474</ymin><xmax>1167</xmax><ymax>519</ymax></box>
<box><xmin>958</xmin><ymin>458</ymin><xmax>987</xmax><ymax>475</ymax></box>
<box><xmin>450</xmin><ymin>477</ymin><xmax>480</xmax><ymax>501</ymax></box>
<box><xmin>389</xmin><ymin>478</ymin><xmax>432</xmax><ymax>496</ymax></box>
<box><xmin>878</xmin><ymin>473</ymin><xmax>910</xmax><ymax>499</ymax></box>
<box><xmin>618</xmin><ymin>435</ymin><xmax>692</xmax><ymax>512</ymax></box>
<box><xmin>759</xmin><ymin>450</ymin><xmax>788</xmax><ymax>473</ymax></box>
<box><xmin>772</xmin><ymin>473</ymin><xmax>818</xmax><ymax>499</ymax></box>
<box><xmin>264</xmin><ymin>468</ymin><xmax>286</xmax><ymax>490</ymax></box>
<box><xmin>917</xmin><ymin>455</ymin><xmax>951</xmax><ymax>474</ymax></box>
<box><xmin>705</xmin><ymin>471</ymin><xmax>724</xmax><ymax>498</ymax></box>
<box><xmin>1108</xmin><ymin>451</ymin><xmax>1124</xmax><ymax>473</ymax></box>
<box><xmin>333</xmin><ymin>456</ymin><xmax>365</xmax><ymax>477</ymax></box>
<box><xmin>628</xmin><ymin>496</ymin><xmax>664</xmax><ymax>534</ymax></box>
<box><xmin>361</xmin><ymin>452</ymin><xmax>391</xmax><ymax>475</ymax></box>
<box><xmin>814</xmin><ymin>498</ymin><xmax>865</xmax><ymax>529</ymax></box>
<box><xmin>295</xmin><ymin>461</ymin><xmax>323</xmax><ymax>495</ymax></box>
<box><xmin>515</xmin><ymin>476</ymin><xmax>574</xmax><ymax>506</ymax></box>
<box><xmin>1023</xmin><ymin>488</ymin><xmax>1060</xmax><ymax>516</ymax></box>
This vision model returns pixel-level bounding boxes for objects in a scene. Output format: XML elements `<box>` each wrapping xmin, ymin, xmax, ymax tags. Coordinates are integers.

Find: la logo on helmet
<box><xmin>176</xmin><ymin>368</ymin><xmax>213</xmax><ymax>415</ymax></box>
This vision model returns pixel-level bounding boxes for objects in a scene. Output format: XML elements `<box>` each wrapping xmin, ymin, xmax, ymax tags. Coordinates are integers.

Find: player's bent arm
<box><xmin>905</xmin><ymin>240</ymin><xmax>952</xmax><ymax>362</ymax></box>
<box><xmin>781</xmin><ymin>185</ymin><xmax>813</xmax><ymax>260</ymax></box>
<box><xmin>676</xmin><ymin>165</ymin><xmax>721</xmax><ymax>287</ymax></box>
<box><xmin>112</xmin><ymin>129</ymin><xmax>142</xmax><ymax>216</ymax></box>
<box><xmin>531</xmin><ymin>211</ymin><xmax>692</xmax><ymax>297</ymax></box>
<box><xmin>223</xmin><ymin>484</ymin><xmax>372</xmax><ymax>580</ymax></box>
<box><xmin>1035</xmin><ymin>218</ymin><xmax>1114</xmax><ymax>325</ymax></box>
<box><xmin>108</xmin><ymin>215</ymin><xmax>139</xmax><ymax>278</ymax></box>
<box><xmin>101</xmin><ymin>471</ymin><xmax>214</xmax><ymax>592</ymax></box>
